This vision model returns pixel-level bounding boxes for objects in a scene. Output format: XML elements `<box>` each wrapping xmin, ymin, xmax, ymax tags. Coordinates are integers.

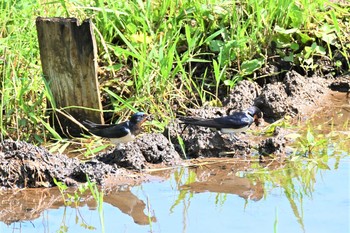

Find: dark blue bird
<box><xmin>83</xmin><ymin>112</ymin><xmax>149</xmax><ymax>146</ymax></box>
<box><xmin>179</xmin><ymin>106</ymin><xmax>262</xmax><ymax>137</ymax></box>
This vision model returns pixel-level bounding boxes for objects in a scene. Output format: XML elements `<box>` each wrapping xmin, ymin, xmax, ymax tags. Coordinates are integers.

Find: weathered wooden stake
<box><xmin>36</xmin><ymin>17</ymin><xmax>103</xmax><ymax>136</ymax></box>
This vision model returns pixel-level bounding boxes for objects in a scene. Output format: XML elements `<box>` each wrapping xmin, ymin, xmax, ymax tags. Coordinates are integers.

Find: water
<box><xmin>1</xmin><ymin>92</ymin><xmax>349</xmax><ymax>233</ymax></box>
<box><xmin>0</xmin><ymin>156</ymin><xmax>349</xmax><ymax>233</ymax></box>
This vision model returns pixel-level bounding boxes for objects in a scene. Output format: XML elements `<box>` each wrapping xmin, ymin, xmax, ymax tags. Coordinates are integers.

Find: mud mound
<box><xmin>136</xmin><ymin>133</ymin><xmax>181</xmax><ymax>165</ymax></box>
<box><xmin>167</xmin><ymin>80</ymin><xmax>267</xmax><ymax>158</ymax></box>
<box><xmin>97</xmin><ymin>133</ymin><xmax>181</xmax><ymax>170</ymax></box>
<box><xmin>98</xmin><ymin>144</ymin><xmax>147</xmax><ymax>170</ymax></box>
<box><xmin>255</xmin><ymin>70</ymin><xmax>329</xmax><ymax>120</ymax></box>
<box><xmin>0</xmin><ymin>140</ymin><xmax>79</xmax><ymax>188</ymax></box>
<box><xmin>0</xmin><ymin>133</ymin><xmax>181</xmax><ymax>188</ymax></box>
<box><xmin>70</xmin><ymin>159</ymin><xmax>119</xmax><ymax>184</ymax></box>
<box><xmin>223</xmin><ymin>80</ymin><xmax>261</xmax><ymax>110</ymax></box>
<box><xmin>258</xmin><ymin>136</ymin><xmax>287</xmax><ymax>156</ymax></box>
<box><xmin>168</xmin><ymin>120</ymin><xmax>253</xmax><ymax>158</ymax></box>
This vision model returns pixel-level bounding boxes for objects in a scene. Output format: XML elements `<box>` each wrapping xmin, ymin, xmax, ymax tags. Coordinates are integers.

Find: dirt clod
<box><xmin>136</xmin><ymin>133</ymin><xmax>181</xmax><ymax>165</ymax></box>
<box><xmin>170</xmin><ymin>123</ymin><xmax>252</xmax><ymax>158</ymax></box>
<box><xmin>223</xmin><ymin>80</ymin><xmax>261</xmax><ymax>110</ymax></box>
<box><xmin>255</xmin><ymin>82</ymin><xmax>290</xmax><ymax>120</ymax></box>
<box><xmin>97</xmin><ymin>133</ymin><xmax>181</xmax><ymax>170</ymax></box>
<box><xmin>0</xmin><ymin>133</ymin><xmax>181</xmax><ymax>188</ymax></box>
<box><xmin>70</xmin><ymin>159</ymin><xmax>118</xmax><ymax>184</ymax></box>
<box><xmin>98</xmin><ymin>144</ymin><xmax>147</xmax><ymax>170</ymax></box>
<box><xmin>258</xmin><ymin>136</ymin><xmax>287</xmax><ymax>156</ymax></box>
<box><xmin>0</xmin><ymin>140</ymin><xmax>79</xmax><ymax>188</ymax></box>
<box><xmin>255</xmin><ymin>70</ymin><xmax>329</xmax><ymax>120</ymax></box>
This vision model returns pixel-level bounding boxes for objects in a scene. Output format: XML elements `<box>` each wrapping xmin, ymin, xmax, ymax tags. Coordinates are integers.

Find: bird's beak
<box><xmin>141</xmin><ymin>114</ymin><xmax>150</xmax><ymax>124</ymax></box>
<box><xmin>254</xmin><ymin>112</ymin><xmax>263</xmax><ymax>126</ymax></box>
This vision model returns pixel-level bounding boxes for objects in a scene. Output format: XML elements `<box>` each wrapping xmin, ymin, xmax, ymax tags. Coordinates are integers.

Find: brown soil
<box><xmin>0</xmin><ymin>72</ymin><xmax>349</xmax><ymax>189</ymax></box>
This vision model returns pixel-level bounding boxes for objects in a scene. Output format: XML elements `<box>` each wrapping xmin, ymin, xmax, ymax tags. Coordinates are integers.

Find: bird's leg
<box><xmin>115</xmin><ymin>143</ymin><xmax>123</xmax><ymax>150</ymax></box>
<box><xmin>218</xmin><ymin>150</ymin><xmax>237</xmax><ymax>156</ymax></box>
<box><xmin>180</xmin><ymin>124</ymin><xmax>189</xmax><ymax>135</ymax></box>
<box><xmin>229</xmin><ymin>133</ymin><xmax>239</xmax><ymax>141</ymax></box>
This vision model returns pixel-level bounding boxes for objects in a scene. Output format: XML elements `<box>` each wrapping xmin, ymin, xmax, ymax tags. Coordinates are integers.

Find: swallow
<box><xmin>179</xmin><ymin>106</ymin><xmax>262</xmax><ymax>139</ymax></box>
<box><xmin>83</xmin><ymin>112</ymin><xmax>149</xmax><ymax>146</ymax></box>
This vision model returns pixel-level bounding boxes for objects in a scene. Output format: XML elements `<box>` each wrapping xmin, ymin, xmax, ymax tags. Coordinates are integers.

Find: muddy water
<box><xmin>0</xmin><ymin>92</ymin><xmax>349</xmax><ymax>233</ymax></box>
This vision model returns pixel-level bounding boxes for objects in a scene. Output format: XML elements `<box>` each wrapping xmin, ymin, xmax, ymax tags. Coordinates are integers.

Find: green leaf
<box><xmin>240</xmin><ymin>59</ymin><xmax>264</xmax><ymax>75</ymax></box>
<box><xmin>274</xmin><ymin>25</ymin><xmax>298</xmax><ymax>34</ymax></box>
<box><xmin>335</xmin><ymin>60</ymin><xmax>342</xmax><ymax>67</ymax></box>
<box><xmin>321</xmin><ymin>32</ymin><xmax>337</xmax><ymax>45</ymax></box>
<box><xmin>314</xmin><ymin>44</ymin><xmax>326</xmax><ymax>55</ymax></box>
<box><xmin>29</xmin><ymin>113</ymin><xmax>62</xmax><ymax>140</ymax></box>
<box><xmin>224</xmin><ymin>79</ymin><xmax>235</xmax><ymax>87</ymax></box>
<box><xmin>209</xmin><ymin>39</ymin><xmax>224</xmax><ymax>52</ymax></box>
<box><xmin>283</xmin><ymin>53</ymin><xmax>294</xmax><ymax>62</ymax></box>
<box><xmin>288</xmin><ymin>4</ymin><xmax>303</xmax><ymax>28</ymax></box>
<box><xmin>84</xmin><ymin>144</ymin><xmax>110</xmax><ymax>157</ymax></box>
<box><xmin>306</xmin><ymin>129</ymin><xmax>314</xmax><ymax>144</ymax></box>
<box><xmin>204</xmin><ymin>28</ymin><xmax>225</xmax><ymax>45</ymax></box>
<box><xmin>298</xmin><ymin>32</ymin><xmax>313</xmax><ymax>44</ymax></box>
<box><xmin>290</xmin><ymin>43</ymin><xmax>299</xmax><ymax>51</ymax></box>
<box><xmin>104</xmin><ymin>88</ymin><xmax>138</xmax><ymax>112</ymax></box>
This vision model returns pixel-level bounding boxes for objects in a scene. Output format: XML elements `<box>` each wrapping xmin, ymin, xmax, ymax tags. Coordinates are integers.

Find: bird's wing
<box><xmin>83</xmin><ymin>120</ymin><xmax>130</xmax><ymax>138</ymax></box>
<box><xmin>82</xmin><ymin>120</ymin><xmax>110</xmax><ymax>129</ymax></box>
<box><xmin>213</xmin><ymin>112</ymin><xmax>253</xmax><ymax>129</ymax></box>
<box><xmin>180</xmin><ymin>112</ymin><xmax>253</xmax><ymax>129</ymax></box>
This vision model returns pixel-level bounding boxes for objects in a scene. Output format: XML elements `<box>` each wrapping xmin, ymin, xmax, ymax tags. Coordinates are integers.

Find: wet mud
<box><xmin>168</xmin><ymin>72</ymin><xmax>349</xmax><ymax>158</ymax></box>
<box><xmin>0</xmin><ymin>141</ymin><xmax>79</xmax><ymax>188</ymax></box>
<box><xmin>0</xmin><ymin>133</ymin><xmax>181</xmax><ymax>188</ymax></box>
<box><xmin>97</xmin><ymin>133</ymin><xmax>181</xmax><ymax>170</ymax></box>
<box><xmin>0</xmin><ymin>72</ymin><xmax>349</xmax><ymax>189</ymax></box>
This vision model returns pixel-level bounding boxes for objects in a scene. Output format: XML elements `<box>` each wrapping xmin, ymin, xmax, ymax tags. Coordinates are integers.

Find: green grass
<box><xmin>0</xmin><ymin>0</ymin><xmax>349</xmax><ymax>144</ymax></box>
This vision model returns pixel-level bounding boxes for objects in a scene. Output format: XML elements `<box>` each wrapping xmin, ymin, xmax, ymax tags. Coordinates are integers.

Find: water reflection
<box><xmin>0</xmin><ymin>185</ymin><xmax>156</xmax><ymax>226</ymax></box>
<box><xmin>140</xmin><ymin>157</ymin><xmax>349</xmax><ymax>233</ymax></box>
<box><xmin>0</xmin><ymin>157</ymin><xmax>349</xmax><ymax>233</ymax></box>
<box><xmin>178</xmin><ymin>161</ymin><xmax>264</xmax><ymax>201</ymax></box>
<box><xmin>104</xmin><ymin>188</ymin><xmax>157</xmax><ymax>225</ymax></box>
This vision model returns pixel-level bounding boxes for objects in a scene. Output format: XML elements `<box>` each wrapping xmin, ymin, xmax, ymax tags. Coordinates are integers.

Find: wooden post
<box><xmin>36</xmin><ymin>17</ymin><xmax>103</xmax><ymax>136</ymax></box>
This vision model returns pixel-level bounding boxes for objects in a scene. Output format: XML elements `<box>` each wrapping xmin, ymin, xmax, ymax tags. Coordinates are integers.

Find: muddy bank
<box><xmin>0</xmin><ymin>133</ymin><xmax>181</xmax><ymax>189</ymax></box>
<box><xmin>0</xmin><ymin>73</ymin><xmax>348</xmax><ymax>189</ymax></box>
<box><xmin>168</xmin><ymin>72</ymin><xmax>348</xmax><ymax>158</ymax></box>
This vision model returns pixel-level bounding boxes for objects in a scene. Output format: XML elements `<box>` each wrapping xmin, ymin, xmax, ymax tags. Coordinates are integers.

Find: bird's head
<box><xmin>247</xmin><ymin>106</ymin><xmax>263</xmax><ymax>126</ymax></box>
<box><xmin>130</xmin><ymin>112</ymin><xmax>149</xmax><ymax>127</ymax></box>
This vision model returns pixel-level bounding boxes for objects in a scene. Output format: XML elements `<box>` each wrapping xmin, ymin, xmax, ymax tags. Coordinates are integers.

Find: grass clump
<box><xmin>0</xmin><ymin>0</ymin><xmax>349</xmax><ymax>144</ymax></box>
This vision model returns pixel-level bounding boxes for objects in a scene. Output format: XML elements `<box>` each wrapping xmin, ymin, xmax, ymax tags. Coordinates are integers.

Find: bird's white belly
<box><xmin>220</xmin><ymin>126</ymin><xmax>249</xmax><ymax>134</ymax></box>
<box><xmin>109</xmin><ymin>133</ymin><xmax>135</xmax><ymax>145</ymax></box>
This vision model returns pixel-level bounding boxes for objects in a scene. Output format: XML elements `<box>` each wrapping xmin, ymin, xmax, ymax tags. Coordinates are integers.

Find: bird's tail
<box><xmin>178</xmin><ymin>116</ymin><xmax>206</xmax><ymax>125</ymax></box>
<box><xmin>82</xmin><ymin>120</ymin><xmax>99</xmax><ymax>129</ymax></box>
